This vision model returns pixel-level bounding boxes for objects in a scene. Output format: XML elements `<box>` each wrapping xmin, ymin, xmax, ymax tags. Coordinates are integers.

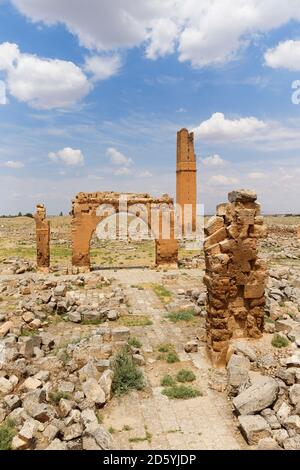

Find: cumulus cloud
<box><xmin>202</xmin><ymin>154</ymin><xmax>225</xmax><ymax>167</ymax></box>
<box><xmin>0</xmin><ymin>80</ymin><xmax>6</xmax><ymax>105</ymax></box>
<box><xmin>137</xmin><ymin>170</ymin><xmax>153</xmax><ymax>178</ymax></box>
<box><xmin>248</xmin><ymin>172</ymin><xmax>265</xmax><ymax>179</ymax></box>
<box><xmin>3</xmin><ymin>160</ymin><xmax>24</xmax><ymax>169</ymax></box>
<box><xmin>194</xmin><ymin>112</ymin><xmax>267</xmax><ymax>142</ymax></box>
<box><xmin>48</xmin><ymin>147</ymin><xmax>85</xmax><ymax>166</ymax></box>
<box><xmin>106</xmin><ymin>147</ymin><xmax>133</xmax><ymax>166</ymax></box>
<box><xmin>265</xmin><ymin>40</ymin><xmax>300</xmax><ymax>71</ymax></box>
<box><xmin>11</xmin><ymin>0</ymin><xmax>300</xmax><ymax>68</ymax></box>
<box><xmin>0</xmin><ymin>42</ymin><xmax>91</xmax><ymax>109</ymax></box>
<box><xmin>84</xmin><ymin>54</ymin><xmax>122</xmax><ymax>81</ymax></box>
<box><xmin>114</xmin><ymin>167</ymin><xmax>132</xmax><ymax>176</ymax></box>
<box><xmin>209</xmin><ymin>175</ymin><xmax>238</xmax><ymax>186</ymax></box>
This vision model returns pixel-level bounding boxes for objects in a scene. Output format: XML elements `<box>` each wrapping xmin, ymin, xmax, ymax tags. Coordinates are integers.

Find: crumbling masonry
<box><xmin>34</xmin><ymin>204</ymin><xmax>50</xmax><ymax>273</ymax></box>
<box><xmin>204</xmin><ymin>190</ymin><xmax>268</xmax><ymax>366</ymax></box>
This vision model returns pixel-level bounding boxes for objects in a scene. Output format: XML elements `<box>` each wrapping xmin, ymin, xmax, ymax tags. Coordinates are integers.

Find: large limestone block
<box><xmin>205</xmin><ymin>216</ymin><xmax>225</xmax><ymax>236</ymax></box>
<box><xmin>232</xmin><ymin>376</ymin><xmax>279</xmax><ymax>415</ymax></box>
<box><xmin>238</xmin><ymin>415</ymin><xmax>271</xmax><ymax>445</ymax></box>
<box><xmin>228</xmin><ymin>190</ymin><xmax>257</xmax><ymax>203</ymax></box>
<box><xmin>203</xmin><ymin>227</ymin><xmax>227</xmax><ymax>250</ymax></box>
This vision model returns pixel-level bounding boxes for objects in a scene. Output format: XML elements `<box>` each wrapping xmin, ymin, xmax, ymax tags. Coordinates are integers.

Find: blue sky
<box><xmin>0</xmin><ymin>0</ymin><xmax>300</xmax><ymax>215</ymax></box>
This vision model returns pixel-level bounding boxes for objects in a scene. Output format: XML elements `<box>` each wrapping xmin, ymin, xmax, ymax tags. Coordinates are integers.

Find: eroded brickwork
<box><xmin>204</xmin><ymin>190</ymin><xmax>268</xmax><ymax>366</ymax></box>
<box><xmin>176</xmin><ymin>128</ymin><xmax>197</xmax><ymax>234</ymax></box>
<box><xmin>34</xmin><ymin>204</ymin><xmax>50</xmax><ymax>272</ymax></box>
<box><xmin>71</xmin><ymin>192</ymin><xmax>178</xmax><ymax>271</ymax></box>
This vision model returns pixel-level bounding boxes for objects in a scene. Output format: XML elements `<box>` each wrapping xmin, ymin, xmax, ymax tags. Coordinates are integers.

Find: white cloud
<box><xmin>248</xmin><ymin>172</ymin><xmax>265</xmax><ymax>179</ymax></box>
<box><xmin>265</xmin><ymin>40</ymin><xmax>300</xmax><ymax>71</ymax></box>
<box><xmin>11</xmin><ymin>0</ymin><xmax>300</xmax><ymax>68</ymax></box>
<box><xmin>202</xmin><ymin>154</ymin><xmax>225</xmax><ymax>167</ymax></box>
<box><xmin>48</xmin><ymin>147</ymin><xmax>85</xmax><ymax>166</ymax></box>
<box><xmin>0</xmin><ymin>42</ymin><xmax>91</xmax><ymax>109</ymax></box>
<box><xmin>84</xmin><ymin>54</ymin><xmax>121</xmax><ymax>81</ymax></box>
<box><xmin>3</xmin><ymin>160</ymin><xmax>24</xmax><ymax>169</ymax></box>
<box><xmin>106</xmin><ymin>147</ymin><xmax>133</xmax><ymax>166</ymax></box>
<box><xmin>137</xmin><ymin>170</ymin><xmax>153</xmax><ymax>178</ymax></box>
<box><xmin>114</xmin><ymin>167</ymin><xmax>132</xmax><ymax>176</ymax></box>
<box><xmin>194</xmin><ymin>112</ymin><xmax>267</xmax><ymax>142</ymax></box>
<box><xmin>0</xmin><ymin>80</ymin><xmax>6</xmax><ymax>105</ymax></box>
<box><xmin>209</xmin><ymin>175</ymin><xmax>238</xmax><ymax>186</ymax></box>
<box><xmin>146</xmin><ymin>18</ymin><xmax>178</xmax><ymax>59</ymax></box>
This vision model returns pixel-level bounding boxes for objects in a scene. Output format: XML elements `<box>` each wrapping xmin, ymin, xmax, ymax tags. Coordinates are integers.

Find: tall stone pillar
<box><xmin>34</xmin><ymin>204</ymin><xmax>50</xmax><ymax>273</ymax></box>
<box><xmin>203</xmin><ymin>190</ymin><xmax>268</xmax><ymax>366</ymax></box>
<box><xmin>176</xmin><ymin>128</ymin><xmax>197</xmax><ymax>235</ymax></box>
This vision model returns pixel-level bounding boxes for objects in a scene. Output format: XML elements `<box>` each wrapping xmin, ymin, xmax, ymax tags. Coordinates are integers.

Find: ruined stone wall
<box><xmin>203</xmin><ymin>190</ymin><xmax>268</xmax><ymax>366</ymax></box>
<box><xmin>34</xmin><ymin>204</ymin><xmax>50</xmax><ymax>272</ymax></box>
<box><xmin>176</xmin><ymin>128</ymin><xmax>197</xmax><ymax>234</ymax></box>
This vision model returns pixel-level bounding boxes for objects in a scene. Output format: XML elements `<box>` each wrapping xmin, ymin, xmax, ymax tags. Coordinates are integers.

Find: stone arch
<box><xmin>71</xmin><ymin>192</ymin><xmax>178</xmax><ymax>272</ymax></box>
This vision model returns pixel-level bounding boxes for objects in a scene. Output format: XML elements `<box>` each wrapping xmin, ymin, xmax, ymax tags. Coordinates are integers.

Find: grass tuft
<box><xmin>166</xmin><ymin>310</ymin><xmax>195</xmax><ymax>323</ymax></box>
<box><xmin>0</xmin><ymin>419</ymin><xmax>16</xmax><ymax>450</ymax></box>
<box><xmin>128</xmin><ymin>337</ymin><xmax>142</xmax><ymax>349</ymax></box>
<box><xmin>112</xmin><ymin>346</ymin><xmax>145</xmax><ymax>396</ymax></box>
<box><xmin>271</xmin><ymin>333</ymin><xmax>289</xmax><ymax>348</ymax></box>
<box><xmin>176</xmin><ymin>369</ymin><xmax>196</xmax><ymax>383</ymax></box>
<box><xmin>160</xmin><ymin>375</ymin><xmax>176</xmax><ymax>387</ymax></box>
<box><xmin>162</xmin><ymin>385</ymin><xmax>202</xmax><ymax>400</ymax></box>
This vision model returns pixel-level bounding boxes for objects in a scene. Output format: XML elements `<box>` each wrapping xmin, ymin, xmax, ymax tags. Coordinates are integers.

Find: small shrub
<box><xmin>0</xmin><ymin>419</ymin><xmax>16</xmax><ymax>450</ymax></box>
<box><xmin>162</xmin><ymin>385</ymin><xmax>202</xmax><ymax>400</ymax></box>
<box><xmin>49</xmin><ymin>391</ymin><xmax>70</xmax><ymax>404</ymax></box>
<box><xmin>112</xmin><ymin>346</ymin><xmax>145</xmax><ymax>395</ymax></box>
<box><xmin>167</xmin><ymin>310</ymin><xmax>195</xmax><ymax>323</ymax></box>
<box><xmin>128</xmin><ymin>337</ymin><xmax>142</xmax><ymax>349</ymax></box>
<box><xmin>160</xmin><ymin>375</ymin><xmax>175</xmax><ymax>387</ymax></box>
<box><xmin>272</xmin><ymin>333</ymin><xmax>289</xmax><ymax>348</ymax></box>
<box><xmin>108</xmin><ymin>426</ymin><xmax>116</xmax><ymax>434</ymax></box>
<box><xmin>166</xmin><ymin>351</ymin><xmax>179</xmax><ymax>363</ymax></box>
<box><xmin>176</xmin><ymin>369</ymin><xmax>196</xmax><ymax>383</ymax></box>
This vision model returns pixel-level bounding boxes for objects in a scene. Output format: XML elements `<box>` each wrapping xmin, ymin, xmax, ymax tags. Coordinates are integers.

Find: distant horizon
<box><xmin>1</xmin><ymin>1</ymin><xmax>300</xmax><ymax>214</ymax></box>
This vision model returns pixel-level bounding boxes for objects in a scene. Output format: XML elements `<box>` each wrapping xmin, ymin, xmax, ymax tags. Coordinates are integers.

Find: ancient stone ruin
<box><xmin>71</xmin><ymin>192</ymin><xmax>178</xmax><ymax>272</ymax></box>
<box><xmin>176</xmin><ymin>128</ymin><xmax>197</xmax><ymax>235</ymax></box>
<box><xmin>204</xmin><ymin>190</ymin><xmax>268</xmax><ymax>366</ymax></box>
<box><xmin>33</xmin><ymin>204</ymin><xmax>50</xmax><ymax>273</ymax></box>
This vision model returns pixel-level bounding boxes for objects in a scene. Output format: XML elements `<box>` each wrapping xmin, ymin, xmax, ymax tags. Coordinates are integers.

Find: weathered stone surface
<box><xmin>45</xmin><ymin>438</ymin><xmax>68</xmax><ymax>450</ymax></box>
<box><xmin>0</xmin><ymin>377</ymin><xmax>14</xmax><ymax>395</ymax></box>
<box><xmin>238</xmin><ymin>415</ymin><xmax>271</xmax><ymax>445</ymax></box>
<box><xmin>289</xmin><ymin>384</ymin><xmax>300</xmax><ymax>405</ymax></box>
<box><xmin>227</xmin><ymin>354</ymin><xmax>250</xmax><ymax>390</ymax></box>
<box><xmin>184</xmin><ymin>340</ymin><xmax>198</xmax><ymax>353</ymax></box>
<box><xmin>228</xmin><ymin>190</ymin><xmax>257</xmax><ymax>203</ymax></box>
<box><xmin>82</xmin><ymin>379</ymin><xmax>106</xmax><ymax>405</ymax></box>
<box><xmin>257</xmin><ymin>437</ymin><xmax>281</xmax><ymax>450</ymax></box>
<box><xmin>0</xmin><ymin>321</ymin><xmax>13</xmax><ymax>338</ymax></box>
<box><xmin>83</xmin><ymin>425</ymin><xmax>115</xmax><ymax>450</ymax></box>
<box><xmin>232</xmin><ymin>376</ymin><xmax>279</xmax><ymax>415</ymax></box>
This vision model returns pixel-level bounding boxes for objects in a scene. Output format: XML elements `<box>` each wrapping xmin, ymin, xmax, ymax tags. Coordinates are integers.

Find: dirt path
<box><xmin>101</xmin><ymin>269</ymin><xmax>246</xmax><ymax>450</ymax></box>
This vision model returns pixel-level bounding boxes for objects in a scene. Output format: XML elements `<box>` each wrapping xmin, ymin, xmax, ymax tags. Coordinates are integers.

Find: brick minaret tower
<box><xmin>176</xmin><ymin>128</ymin><xmax>197</xmax><ymax>234</ymax></box>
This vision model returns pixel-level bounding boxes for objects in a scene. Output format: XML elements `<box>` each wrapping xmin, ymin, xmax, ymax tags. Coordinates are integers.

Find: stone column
<box><xmin>34</xmin><ymin>204</ymin><xmax>50</xmax><ymax>273</ymax></box>
<box><xmin>203</xmin><ymin>190</ymin><xmax>267</xmax><ymax>366</ymax></box>
<box><xmin>155</xmin><ymin>207</ymin><xmax>178</xmax><ymax>266</ymax></box>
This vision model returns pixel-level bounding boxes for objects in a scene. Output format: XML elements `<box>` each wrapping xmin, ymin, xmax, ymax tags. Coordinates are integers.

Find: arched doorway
<box><xmin>71</xmin><ymin>192</ymin><xmax>178</xmax><ymax>272</ymax></box>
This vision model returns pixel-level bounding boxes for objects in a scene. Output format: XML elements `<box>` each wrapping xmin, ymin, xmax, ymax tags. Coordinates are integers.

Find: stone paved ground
<box><xmin>99</xmin><ymin>268</ymin><xmax>247</xmax><ymax>450</ymax></box>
